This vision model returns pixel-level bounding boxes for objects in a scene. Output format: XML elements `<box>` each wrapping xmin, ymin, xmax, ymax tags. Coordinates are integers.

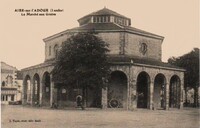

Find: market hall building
<box><xmin>21</xmin><ymin>8</ymin><xmax>185</xmax><ymax>110</ymax></box>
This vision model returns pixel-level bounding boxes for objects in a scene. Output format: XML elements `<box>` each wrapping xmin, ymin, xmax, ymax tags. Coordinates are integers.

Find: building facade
<box><xmin>1</xmin><ymin>62</ymin><xmax>22</xmax><ymax>104</ymax></box>
<box><xmin>21</xmin><ymin>8</ymin><xmax>185</xmax><ymax>110</ymax></box>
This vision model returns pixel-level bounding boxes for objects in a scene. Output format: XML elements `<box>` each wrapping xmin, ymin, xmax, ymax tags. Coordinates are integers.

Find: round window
<box><xmin>140</xmin><ymin>43</ymin><xmax>147</xmax><ymax>55</ymax></box>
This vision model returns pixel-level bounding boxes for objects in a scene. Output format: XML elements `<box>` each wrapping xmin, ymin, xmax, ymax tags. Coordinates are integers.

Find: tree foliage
<box><xmin>52</xmin><ymin>33</ymin><xmax>110</xmax><ymax>89</ymax></box>
<box><xmin>168</xmin><ymin>48</ymin><xmax>199</xmax><ymax>106</ymax></box>
<box><xmin>168</xmin><ymin>48</ymin><xmax>199</xmax><ymax>88</ymax></box>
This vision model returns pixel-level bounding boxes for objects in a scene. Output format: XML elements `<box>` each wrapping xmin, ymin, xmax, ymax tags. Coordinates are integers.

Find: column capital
<box><xmin>130</xmin><ymin>79</ymin><xmax>137</xmax><ymax>83</ymax></box>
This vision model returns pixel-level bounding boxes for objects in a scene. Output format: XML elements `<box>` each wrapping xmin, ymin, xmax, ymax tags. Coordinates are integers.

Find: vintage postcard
<box><xmin>0</xmin><ymin>0</ymin><xmax>199</xmax><ymax>128</ymax></box>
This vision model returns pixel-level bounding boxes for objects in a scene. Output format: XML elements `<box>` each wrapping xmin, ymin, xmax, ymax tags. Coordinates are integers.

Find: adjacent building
<box><xmin>21</xmin><ymin>8</ymin><xmax>185</xmax><ymax>110</ymax></box>
<box><xmin>1</xmin><ymin>62</ymin><xmax>22</xmax><ymax>104</ymax></box>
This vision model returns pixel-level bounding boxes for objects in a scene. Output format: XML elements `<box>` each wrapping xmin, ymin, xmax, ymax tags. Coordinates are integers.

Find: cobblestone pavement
<box><xmin>1</xmin><ymin>105</ymin><xmax>199</xmax><ymax>128</ymax></box>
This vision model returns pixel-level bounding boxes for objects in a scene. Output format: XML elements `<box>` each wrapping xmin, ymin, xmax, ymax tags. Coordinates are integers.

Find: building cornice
<box><xmin>109</xmin><ymin>62</ymin><xmax>185</xmax><ymax>72</ymax></box>
<box><xmin>43</xmin><ymin>28</ymin><xmax>164</xmax><ymax>42</ymax></box>
<box><xmin>21</xmin><ymin>62</ymin><xmax>54</xmax><ymax>71</ymax></box>
<box><xmin>133</xmin><ymin>63</ymin><xmax>185</xmax><ymax>72</ymax></box>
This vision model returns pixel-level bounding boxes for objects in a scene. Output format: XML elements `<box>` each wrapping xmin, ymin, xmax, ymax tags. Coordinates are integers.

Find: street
<box><xmin>1</xmin><ymin>105</ymin><xmax>199</xmax><ymax>128</ymax></box>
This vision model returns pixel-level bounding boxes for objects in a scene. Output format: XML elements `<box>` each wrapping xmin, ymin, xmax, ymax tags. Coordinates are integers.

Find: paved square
<box><xmin>1</xmin><ymin>105</ymin><xmax>199</xmax><ymax>128</ymax></box>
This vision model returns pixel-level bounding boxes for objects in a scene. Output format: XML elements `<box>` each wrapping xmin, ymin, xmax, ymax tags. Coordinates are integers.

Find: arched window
<box><xmin>7</xmin><ymin>75</ymin><xmax>13</xmax><ymax>85</ymax></box>
<box><xmin>140</xmin><ymin>43</ymin><xmax>148</xmax><ymax>55</ymax></box>
<box><xmin>54</xmin><ymin>44</ymin><xmax>59</xmax><ymax>58</ymax></box>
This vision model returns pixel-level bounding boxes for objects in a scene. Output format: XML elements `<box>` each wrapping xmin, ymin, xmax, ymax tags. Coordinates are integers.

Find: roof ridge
<box><xmin>1</xmin><ymin>61</ymin><xmax>18</xmax><ymax>70</ymax></box>
<box><xmin>125</xmin><ymin>26</ymin><xmax>164</xmax><ymax>39</ymax></box>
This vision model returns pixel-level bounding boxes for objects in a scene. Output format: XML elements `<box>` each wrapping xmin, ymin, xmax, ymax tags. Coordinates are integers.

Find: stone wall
<box><xmin>44</xmin><ymin>31</ymin><xmax>163</xmax><ymax>61</ymax></box>
<box><xmin>44</xmin><ymin>33</ymin><xmax>72</xmax><ymax>61</ymax></box>
<box><xmin>126</xmin><ymin>33</ymin><xmax>162</xmax><ymax>60</ymax></box>
<box><xmin>98</xmin><ymin>32</ymin><xmax>121</xmax><ymax>54</ymax></box>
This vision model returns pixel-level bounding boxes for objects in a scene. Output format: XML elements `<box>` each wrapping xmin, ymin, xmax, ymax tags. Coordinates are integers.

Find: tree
<box><xmin>52</xmin><ymin>32</ymin><xmax>110</xmax><ymax>107</ymax></box>
<box><xmin>168</xmin><ymin>48</ymin><xmax>199</xmax><ymax>107</ymax></box>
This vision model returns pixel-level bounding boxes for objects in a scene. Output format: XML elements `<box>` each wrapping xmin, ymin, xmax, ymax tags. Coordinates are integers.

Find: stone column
<box><xmin>127</xmin><ymin>77</ymin><xmax>130</xmax><ymax>110</ymax></box>
<box><xmin>53</xmin><ymin>88</ymin><xmax>58</xmax><ymax>105</ymax></box>
<box><xmin>150</xmin><ymin>82</ymin><xmax>154</xmax><ymax>110</ymax></box>
<box><xmin>101</xmin><ymin>87</ymin><xmax>108</xmax><ymax>109</ymax></box>
<box><xmin>22</xmin><ymin>81</ymin><xmax>26</xmax><ymax>105</ymax></box>
<box><xmin>179</xmin><ymin>81</ymin><xmax>184</xmax><ymax>109</ymax></box>
<box><xmin>50</xmin><ymin>75</ymin><xmax>55</xmax><ymax>107</ymax></box>
<box><xmin>165</xmin><ymin>83</ymin><xmax>169</xmax><ymax>110</ymax></box>
<box><xmin>130</xmin><ymin>80</ymin><xmax>137</xmax><ymax>110</ymax></box>
<box><xmin>39</xmin><ymin>80</ymin><xmax>43</xmax><ymax>106</ymax></box>
<box><xmin>50</xmin><ymin>75</ymin><xmax>57</xmax><ymax>106</ymax></box>
<box><xmin>30</xmin><ymin>79</ymin><xmax>34</xmax><ymax>106</ymax></box>
<box><xmin>27</xmin><ymin>80</ymin><xmax>31</xmax><ymax>104</ymax></box>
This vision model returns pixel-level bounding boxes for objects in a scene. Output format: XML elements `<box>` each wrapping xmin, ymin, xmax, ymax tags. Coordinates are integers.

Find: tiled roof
<box><xmin>108</xmin><ymin>55</ymin><xmax>185</xmax><ymax>71</ymax></box>
<box><xmin>21</xmin><ymin>55</ymin><xmax>185</xmax><ymax>72</ymax></box>
<box><xmin>21</xmin><ymin>60</ymin><xmax>54</xmax><ymax>71</ymax></box>
<box><xmin>124</xmin><ymin>26</ymin><xmax>164</xmax><ymax>39</ymax></box>
<box><xmin>78</xmin><ymin>7</ymin><xmax>130</xmax><ymax>21</ymax></box>
<box><xmin>69</xmin><ymin>23</ymin><xmax>163</xmax><ymax>39</ymax></box>
<box><xmin>1</xmin><ymin>61</ymin><xmax>17</xmax><ymax>71</ymax></box>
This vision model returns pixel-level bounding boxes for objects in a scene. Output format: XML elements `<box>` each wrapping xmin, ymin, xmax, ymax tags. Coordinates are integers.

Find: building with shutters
<box><xmin>1</xmin><ymin>62</ymin><xmax>22</xmax><ymax>104</ymax></box>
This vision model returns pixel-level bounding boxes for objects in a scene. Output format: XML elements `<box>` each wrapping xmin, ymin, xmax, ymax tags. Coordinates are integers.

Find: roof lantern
<box><xmin>78</xmin><ymin>7</ymin><xmax>131</xmax><ymax>27</ymax></box>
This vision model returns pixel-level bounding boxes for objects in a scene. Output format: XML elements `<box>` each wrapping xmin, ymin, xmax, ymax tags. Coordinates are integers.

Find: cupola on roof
<box><xmin>43</xmin><ymin>7</ymin><xmax>164</xmax><ymax>42</ymax></box>
<box><xmin>79</xmin><ymin>7</ymin><xmax>130</xmax><ymax>19</ymax></box>
<box><xmin>78</xmin><ymin>7</ymin><xmax>131</xmax><ymax>27</ymax></box>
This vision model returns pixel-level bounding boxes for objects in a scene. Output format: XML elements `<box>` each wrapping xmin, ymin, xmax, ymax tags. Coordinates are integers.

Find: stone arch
<box><xmin>42</xmin><ymin>72</ymin><xmax>51</xmax><ymax>106</ymax></box>
<box><xmin>110</xmin><ymin>67</ymin><xmax>129</xmax><ymax>79</ymax></box>
<box><xmin>136</xmin><ymin>71</ymin><xmax>150</xmax><ymax>108</ymax></box>
<box><xmin>153</xmin><ymin>73</ymin><xmax>167</xmax><ymax>109</ymax></box>
<box><xmin>108</xmin><ymin>70</ymin><xmax>128</xmax><ymax>108</ymax></box>
<box><xmin>33</xmin><ymin>73</ymin><xmax>40</xmax><ymax>105</ymax></box>
<box><xmin>23</xmin><ymin>75</ymin><xmax>31</xmax><ymax>104</ymax></box>
<box><xmin>169</xmin><ymin>75</ymin><xmax>181</xmax><ymax>108</ymax></box>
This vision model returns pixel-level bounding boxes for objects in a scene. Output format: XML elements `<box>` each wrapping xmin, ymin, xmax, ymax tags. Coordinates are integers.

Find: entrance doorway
<box><xmin>108</xmin><ymin>71</ymin><xmax>127</xmax><ymax>108</ymax></box>
<box><xmin>154</xmin><ymin>74</ymin><xmax>166</xmax><ymax>109</ymax></box>
<box><xmin>137</xmin><ymin>72</ymin><xmax>150</xmax><ymax>108</ymax></box>
<box><xmin>42</xmin><ymin>72</ymin><xmax>51</xmax><ymax>106</ymax></box>
<box><xmin>169</xmin><ymin>75</ymin><xmax>181</xmax><ymax>108</ymax></box>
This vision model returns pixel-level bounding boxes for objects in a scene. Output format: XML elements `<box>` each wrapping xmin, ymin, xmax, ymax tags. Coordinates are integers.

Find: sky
<box><xmin>0</xmin><ymin>0</ymin><xmax>199</xmax><ymax>70</ymax></box>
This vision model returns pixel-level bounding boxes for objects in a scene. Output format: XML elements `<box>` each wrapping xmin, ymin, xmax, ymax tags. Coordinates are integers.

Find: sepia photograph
<box><xmin>0</xmin><ymin>0</ymin><xmax>199</xmax><ymax>128</ymax></box>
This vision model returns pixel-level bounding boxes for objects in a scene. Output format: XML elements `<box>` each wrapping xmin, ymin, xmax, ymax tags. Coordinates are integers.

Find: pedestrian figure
<box><xmin>51</xmin><ymin>102</ymin><xmax>58</xmax><ymax>109</ymax></box>
<box><xmin>76</xmin><ymin>95</ymin><xmax>84</xmax><ymax>110</ymax></box>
